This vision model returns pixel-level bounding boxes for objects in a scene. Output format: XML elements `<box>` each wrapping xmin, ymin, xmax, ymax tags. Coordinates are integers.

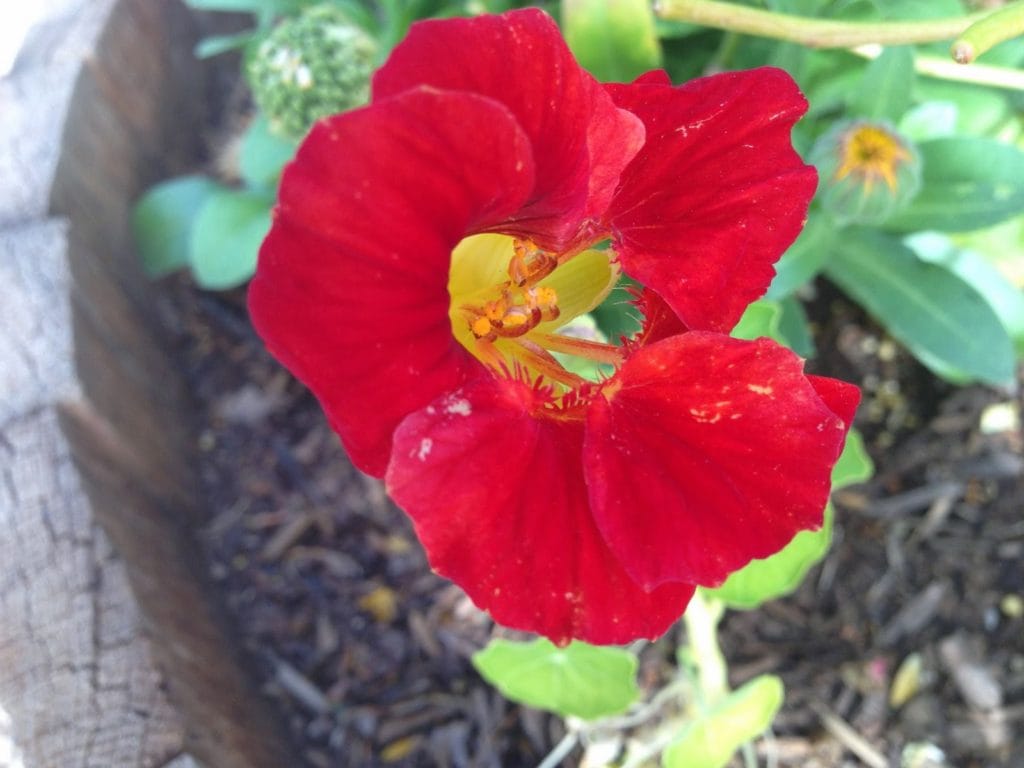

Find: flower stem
<box><xmin>682</xmin><ymin>590</ymin><xmax>728</xmax><ymax>709</ymax></box>
<box><xmin>655</xmin><ymin>0</ymin><xmax>994</xmax><ymax>49</ymax></box>
<box><xmin>951</xmin><ymin>1</ymin><xmax>1024</xmax><ymax>63</ymax></box>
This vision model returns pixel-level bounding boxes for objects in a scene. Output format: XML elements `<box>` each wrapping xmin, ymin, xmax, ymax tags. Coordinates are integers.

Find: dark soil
<box><xmin>161</xmin><ymin>276</ymin><xmax>1024</xmax><ymax>768</ymax></box>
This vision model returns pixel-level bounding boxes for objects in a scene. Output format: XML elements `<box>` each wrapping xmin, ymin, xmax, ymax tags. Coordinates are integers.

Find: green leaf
<box><xmin>708</xmin><ymin>430</ymin><xmax>871</xmax><ymax>610</ymax></box>
<box><xmin>906</xmin><ymin>232</ymin><xmax>1024</xmax><ymax>356</ymax></box>
<box><xmin>184</xmin><ymin>0</ymin><xmax>302</xmax><ymax>11</ymax></box>
<box><xmin>898</xmin><ymin>101</ymin><xmax>958</xmax><ymax>143</ymax></box>
<box><xmin>777</xmin><ymin>296</ymin><xmax>815</xmax><ymax>358</ymax></box>
<box><xmin>731</xmin><ymin>297</ymin><xmax>815</xmax><ymax>356</ymax></box>
<box><xmin>953</xmin><ymin>215</ymin><xmax>1024</xmax><ymax>291</ymax></box>
<box><xmin>767</xmin><ymin>0</ymin><xmax>830</xmax><ymax>13</ymax></box>
<box><xmin>878</xmin><ymin>0</ymin><xmax>962</xmax><ymax>19</ymax></box>
<box><xmin>708</xmin><ymin>507</ymin><xmax>834</xmax><ymax>610</ymax></box>
<box><xmin>803</xmin><ymin>56</ymin><xmax>864</xmax><ymax>120</ymax></box>
<box><xmin>914</xmin><ymin>81</ymin><xmax>1009</xmax><ymax>136</ymax></box>
<box><xmin>831</xmin><ymin>429</ymin><xmax>874</xmax><ymax>489</ymax></box>
<box><xmin>662</xmin><ymin>675</ymin><xmax>784</xmax><ymax>768</ymax></box>
<box><xmin>189</xmin><ymin>189</ymin><xmax>273</xmax><ymax>290</ymax></box>
<box><xmin>885</xmin><ymin>138</ymin><xmax>1024</xmax><ymax>233</ymax></box>
<box><xmin>133</xmin><ymin>175</ymin><xmax>220</xmax><ymax>278</ymax></box>
<box><xmin>472</xmin><ymin>638</ymin><xmax>638</xmax><ymax>720</ymax></box>
<box><xmin>731</xmin><ymin>301</ymin><xmax>782</xmax><ymax>342</ymax></box>
<box><xmin>593</xmin><ymin>276</ymin><xmax>643</xmax><ymax>341</ymax></box>
<box><xmin>975</xmin><ymin>36</ymin><xmax>1024</xmax><ymax>68</ymax></box>
<box><xmin>194</xmin><ymin>30</ymin><xmax>260</xmax><ymax>59</ymax></box>
<box><xmin>826</xmin><ymin>229</ymin><xmax>1015</xmax><ymax>386</ymax></box>
<box><xmin>766</xmin><ymin>213</ymin><xmax>834</xmax><ymax>299</ymax></box>
<box><xmin>562</xmin><ymin>0</ymin><xmax>662</xmax><ymax>82</ymax></box>
<box><xmin>850</xmin><ymin>46</ymin><xmax>914</xmax><ymax>123</ymax></box>
<box><xmin>239</xmin><ymin>115</ymin><xmax>297</xmax><ymax>190</ymax></box>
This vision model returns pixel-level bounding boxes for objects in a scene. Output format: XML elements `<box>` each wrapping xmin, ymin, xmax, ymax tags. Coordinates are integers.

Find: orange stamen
<box><xmin>510</xmin><ymin>338</ymin><xmax>589</xmax><ymax>389</ymax></box>
<box><xmin>532</xmin><ymin>332</ymin><xmax>625</xmax><ymax>366</ymax></box>
<box><xmin>510</xmin><ymin>238</ymin><xmax>558</xmax><ymax>287</ymax></box>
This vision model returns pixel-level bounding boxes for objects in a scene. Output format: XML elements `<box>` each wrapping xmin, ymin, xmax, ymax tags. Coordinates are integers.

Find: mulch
<box><xmin>159</xmin><ymin>277</ymin><xmax>1023</xmax><ymax>767</ymax></box>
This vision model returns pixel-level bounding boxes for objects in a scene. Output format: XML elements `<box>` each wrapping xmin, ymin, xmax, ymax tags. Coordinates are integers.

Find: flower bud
<box><xmin>810</xmin><ymin>120</ymin><xmax>921</xmax><ymax>226</ymax></box>
<box><xmin>246</xmin><ymin>4</ymin><xmax>377</xmax><ymax>140</ymax></box>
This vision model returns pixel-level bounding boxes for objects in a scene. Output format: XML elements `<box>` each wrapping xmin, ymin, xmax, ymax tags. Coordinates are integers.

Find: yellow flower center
<box><xmin>447</xmin><ymin>234</ymin><xmax>622</xmax><ymax>389</ymax></box>
<box><xmin>834</xmin><ymin>124</ymin><xmax>910</xmax><ymax>193</ymax></box>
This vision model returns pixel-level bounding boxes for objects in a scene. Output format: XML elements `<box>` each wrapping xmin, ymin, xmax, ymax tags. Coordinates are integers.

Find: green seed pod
<box><xmin>810</xmin><ymin>120</ymin><xmax>922</xmax><ymax>226</ymax></box>
<box><xmin>246</xmin><ymin>4</ymin><xmax>377</xmax><ymax>140</ymax></box>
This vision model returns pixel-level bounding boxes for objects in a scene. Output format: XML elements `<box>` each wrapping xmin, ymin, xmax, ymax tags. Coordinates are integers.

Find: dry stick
<box><xmin>809</xmin><ymin>702</ymin><xmax>888</xmax><ymax>768</ymax></box>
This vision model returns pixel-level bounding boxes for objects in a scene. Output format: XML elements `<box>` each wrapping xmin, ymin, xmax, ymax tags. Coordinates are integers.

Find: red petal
<box><xmin>632</xmin><ymin>69</ymin><xmax>672</xmax><ymax>86</ymax></box>
<box><xmin>585</xmin><ymin>333</ymin><xmax>851</xmax><ymax>590</ymax></box>
<box><xmin>373</xmin><ymin>9</ymin><xmax>642</xmax><ymax>249</ymax></box>
<box><xmin>606</xmin><ymin>68</ymin><xmax>818</xmax><ymax>332</ymax></box>
<box><xmin>248</xmin><ymin>88</ymin><xmax>536</xmax><ymax>476</ymax></box>
<box><xmin>629</xmin><ymin>287</ymin><xmax>689</xmax><ymax>348</ymax></box>
<box><xmin>385</xmin><ymin>378</ymin><xmax>694</xmax><ymax>645</ymax></box>
<box><xmin>807</xmin><ymin>374</ymin><xmax>861</xmax><ymax>427</ymax></box>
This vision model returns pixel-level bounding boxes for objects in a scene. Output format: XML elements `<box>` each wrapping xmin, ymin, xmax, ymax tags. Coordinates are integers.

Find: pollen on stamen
<box><xmin>471</xmin><ymin>316</ymin><xmax>493</xmax><ymax>339</ymax></box>
<box><xmin>510</xmin><ymin>238</ymin><xmax>557</xmax><ymax>287</ymax></box>
<box><xmin>527</xmin><ymin>286</ymin><xmax>560</xmax><ymax>321</ymax></box>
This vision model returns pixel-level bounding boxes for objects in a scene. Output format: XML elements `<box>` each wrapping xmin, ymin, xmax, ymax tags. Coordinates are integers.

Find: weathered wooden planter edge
<box><xmin>48</xmin><ymin>1</ymin><xmax>296</xmax><ymax>766</ymax></box>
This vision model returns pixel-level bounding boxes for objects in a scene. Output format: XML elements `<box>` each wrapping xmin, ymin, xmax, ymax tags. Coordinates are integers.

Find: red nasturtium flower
<box><xmin>249</xmin><ymin>9</ymin><xmax>860</xmax><ymax>645</ymax></box>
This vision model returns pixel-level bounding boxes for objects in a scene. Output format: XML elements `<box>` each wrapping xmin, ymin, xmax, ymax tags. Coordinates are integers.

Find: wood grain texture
<box><xmin>2</xmin><ymin>0</ymin><xmax>295</xmax><ymax>765</ymax></box>
<box><xmin>0</xmin><ymin>222</ymin><xmax>185</xmax><ymax>767</ymax></box>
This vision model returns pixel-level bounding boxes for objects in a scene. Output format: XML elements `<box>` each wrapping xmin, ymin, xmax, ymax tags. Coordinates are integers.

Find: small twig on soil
<box><xmin>879</xmin><ymin>581</ymin><xmax>949</xmax><ymax>647</ymax></box>
<box><xmin>809</xmin><ymin>701</ymin><xmax>887</xmax><ymax>768</ymax></box>
<box><xmin>909</xmin><ymin>493</ymin><xmax>957</xmax><ymax>543</ymax></box>
<box><xmin>271</xmin><ymin>434</ymin><xmax>327</xmax><ymax>504</ymax></box>
<box><xmin>269</xmin><ymin>654</ymin><xmax>331</xmax><ymax>715</ymax></box>
<box><xmin>868</xmin><ymin>480</ymin><xmax>964</xmax><ymax>518</ymax></box>
<box><xmin>261</xmin><ymin>510</ymin><xmax>316</xmax><ymax>560</ymax></box>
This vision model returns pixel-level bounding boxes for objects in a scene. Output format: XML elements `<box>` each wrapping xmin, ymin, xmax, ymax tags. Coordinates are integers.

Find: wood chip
<box><xmin>270</xmin><ymin>655</ymin><xmax>330</xmax><ymax>715</ymax></box>
<box><xmin>879</xmin><ymin>582</ymin><xmax>948</xmax><ymax>647</ymax></box>
<box><xmin>408</xmin><ymin>610</ymin><xmax>442</xmax><ymax>658</ymax></box>
<box><xmin>869</xmin><ymin>481</ymin><xmax>964</xmax><ymax>518</ymax></box>
<box><xmin>260</xmin><ymin>510</ymin><xmax>315</xmax><ymax>560</ymax></box>
<box><xmin>938</xmin><ymin>635</ymin><xmax>1003</xmax><ymax>711</ymax></box>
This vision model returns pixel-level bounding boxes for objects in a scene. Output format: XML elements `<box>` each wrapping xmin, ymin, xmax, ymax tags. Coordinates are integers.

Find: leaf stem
<box><xmin>951</xmin><ymin>1</ymin><xmax>1024</xmax><ymax>63</ymax></box>
<box><xmin>852</xmin><ymin>44</ymin><xmax>1024</xmax><ymax>92</ymax></box>
<box><xmin>654</xmin><ymin>0</ymin><xmax>995</xmax><ymax>49</ymax></box>
<box><xmin>536</xmin><ymin>730</ymin><xmax>578</xmax><ymax>768</ymax></box>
